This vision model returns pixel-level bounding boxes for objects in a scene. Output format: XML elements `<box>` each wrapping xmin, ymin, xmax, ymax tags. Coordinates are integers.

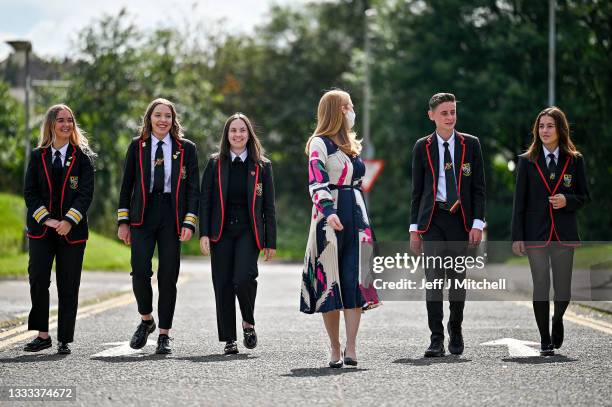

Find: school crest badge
<box><xmin>69</xmin><ymin>176</ymin><xmax>78</xmax><ymax>189</ymax></box>
<box><xmin>563</xmin><ymin>174</ymin><xmax>572</xmax><ymax>187</ymax></box>
<box><xmin>462</xmin><ymin>163</ymin><xmax>472</xmax><ymax>176</ymax></box>
<box><xmin>256</xmin><ymin>183</ymin><xmax>263</xmax><ymax>196</ymax></box>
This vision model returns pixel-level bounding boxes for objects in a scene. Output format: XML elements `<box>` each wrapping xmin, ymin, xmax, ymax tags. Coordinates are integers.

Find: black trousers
<box><xmin>28</xmin><ymin>232</ymin><xmax>85</xmax><ymax>343</ymax></box>
<box><xmin>130</xmin><ymin>193</ymin><xmax>181</xmax><ymax>330</ymax></box>
<box><xmin>210</xmin><ymin>221</ymin><xmax>260</xmax><ymax>342</ymax></box>
<box><xmin>421</xmin><ymin>206</ymin><xmax>469</xmax><ymax>340</ymax></box>
<box><xmin>527</xmin><ymin>242</ymin><xmax>574</xmax><ymax>343</ymax></box>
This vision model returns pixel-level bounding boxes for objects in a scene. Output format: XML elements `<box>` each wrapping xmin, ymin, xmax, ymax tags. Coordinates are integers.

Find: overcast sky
<box><xmin>0</xmin><ymin>0</ymin><xmax>310</xmax><ymax>59</ymax></box>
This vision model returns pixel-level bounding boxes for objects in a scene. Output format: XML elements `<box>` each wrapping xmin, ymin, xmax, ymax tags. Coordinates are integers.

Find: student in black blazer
<box><xmin>410</xmin><ymin>93</ymin><xmax>486</xmax><ymax>357</ymax></box>
<box><xmin>117</xmin><ymin>98</ymin><xmax>199</xmax><ymax>354</ymax></box>
<box><xmin>23</xmin><ymin>104</ymin><xmax>95</xmax><ymax>355</ymax></box>
<box><xmin>511</xmin><ymin>106</ymin><xmax>589</xmax><ymax>356</ymax></box>
<box><xmin>199</xmin><ymin>113</ymin><xmax>276</xmax><ymax>355</ymax></box>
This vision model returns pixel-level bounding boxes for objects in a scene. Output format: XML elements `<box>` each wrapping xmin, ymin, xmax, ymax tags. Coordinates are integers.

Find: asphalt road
<box><xmin>0</xmin><ymin>259</ymin><xmax>611</xmax><ymax>406</ymax></box>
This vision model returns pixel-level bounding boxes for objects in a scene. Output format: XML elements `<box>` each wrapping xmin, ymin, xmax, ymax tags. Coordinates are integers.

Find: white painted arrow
<box><xmin>480</xmin><ymin>338</ymin><xmax>541</xmax><ymax>357</ymax></box>
<box><xmin>91</xmin><ymin>340</ymin><xmax>156</xmax><ymax>358</ymax></box>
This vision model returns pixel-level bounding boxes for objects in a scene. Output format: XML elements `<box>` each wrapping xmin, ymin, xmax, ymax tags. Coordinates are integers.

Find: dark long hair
<box><xmin>526</xmin><ymin>106</ymin><xmax>580</xmax><ymax>162</ymax></box>
<box><xmin>139</xmin><ymin>98</ymin><xmax>184</xmax><ymax>141</ymax></box>
<box><xmin>218</xmin><ymin>113</ymin><xmax>266</xmax><ymax>164</ymax></box>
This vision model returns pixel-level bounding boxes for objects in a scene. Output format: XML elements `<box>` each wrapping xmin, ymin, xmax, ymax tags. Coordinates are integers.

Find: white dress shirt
<box><xmin>51</xmin><ymin>143</ymin><xmax>69</xmax><ymax>166</ymax></box>
<box><xmin>410</xmin><ymin>131</ymin><xmax>485</xmax><ymax>232</ymax></box>
<box><xmin>230</xmin><ymin>149</ymin><xmax>248</xmax><ymax>162</ymax></box>
<box><xmin>150</xmin><ymin>134</ymin><xmax>172</xmax><ymax>193</ymax></box>
<box><xmin>543</xmin><ymin>145</ymin><xmax>559</xmax><ymax>167</ymax></box>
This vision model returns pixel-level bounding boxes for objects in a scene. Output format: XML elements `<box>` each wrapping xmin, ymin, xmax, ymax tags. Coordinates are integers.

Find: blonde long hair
<box><xmin>305</xmin><ymin>89</ymin><xmax>362</xmax><ymax>156</ymax></box>
<box><xmin>38</xmin><ymin>104</ymin><xmax>96</xmax><ymax>158</ymax></box>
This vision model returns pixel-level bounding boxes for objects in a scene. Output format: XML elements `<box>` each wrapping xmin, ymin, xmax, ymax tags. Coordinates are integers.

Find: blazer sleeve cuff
<box><xmin>182</xmin><ymin>212</ymin><xmax>198</xmax><ymax>231</ymax></box>
<box><xmin>117</xmin><ymin>208</ymin><xmax>130</xmax><ymax>224</ymax></box>
<box><xmin>64</xmin><ymin>208</ymin><xmax>84</xmax><ymax>226</ymax></box>
<box><xmin>33</xmin><ymin>206</ymin><xmax>51</xmax><ymax>224</ymax></box>
<box><xmin>321</xmin><ymin>202</ymin><xmax>336</xmax><ymax>218</ymax></box>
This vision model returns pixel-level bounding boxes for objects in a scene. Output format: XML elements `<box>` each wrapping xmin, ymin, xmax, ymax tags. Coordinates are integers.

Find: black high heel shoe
<box><xmin>329</xmin><ymin>348</ymin><xmax>343</xmax><ymax>368</ymax></box>
<box><xmin>343</xmin><ymin>349</ymin><xmax>357</xmax><ymax>366</ymax></box>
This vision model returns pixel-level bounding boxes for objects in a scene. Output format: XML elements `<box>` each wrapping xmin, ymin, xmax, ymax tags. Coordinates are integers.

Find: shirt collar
<box><xmin>230</xmin><ymin>149</ymin><xmax>248</xmax><ymax>162</ymax></box>
<box><xmin>436</xmin><ymin>130</ymin><xmax>455</xmax><ymax>146</ymax></box>
<box><xmin>542</xmin><ymin>145</ymin><xmax>559</xmax><ymax>159</ymax></box>
<box><xmin>151</xmin><ymin>133</ymin><xmax>171</xmax><ymax>146</ymax></box>
<box><xmin>51</xmin><ymin>143</ymin><xmax>69</xmax><ymax>157</ymax></box>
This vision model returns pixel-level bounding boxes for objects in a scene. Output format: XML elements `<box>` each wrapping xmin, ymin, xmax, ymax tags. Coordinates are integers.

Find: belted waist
<box><xmin>435</xmin><ymin>201</ymin><xmax>460</xmax><ymax>212</ymax></box>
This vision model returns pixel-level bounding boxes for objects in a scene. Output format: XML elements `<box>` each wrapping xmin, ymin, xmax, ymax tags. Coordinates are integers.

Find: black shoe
<box><xmin>552</xmin><ymin>319</ymin><xmax>564</xmax><ymax>349</ymax></box>
<box><xmin>57</xmin><ymin>342</ymin><xmax>71</xmax><ymax>355</ymax></box>
<box><xmin>243</xmin><ymin>327</ymin><xmax>257</xmax><ymax>349</ymax></box>
<box><xmin>447</xmin><ymin>322</ymin><xmax>464</xmax><ymax>355</ymax></box>
<box><xmin>224</xmin><ymin>341</ymin><xmax>239</xmax><ymax>355</ymax></box>
<box><xmin>343</xmin><ymin>349</ymin><xmax>357</xmax><ymax>366</ymax></box>
<box><xmin>540</xmin><ymin>343</ymin><xmax>555</xmax><ymax>356</ymax></box>
<box><xmin>129</xmin><ymin>319</ymin><xmax>156</xmax><ymax>349</ymax></box>
<box><xmin>24</xmin><ymin>336</ymin><xmax>52</xmax><ymax>352</ymax></box>
<box><xmin>424</xmin><ymin>338</ymin><xmax>445</xmax><ymax>357</ymax></box>
<box><xmin>155</xmin><ymin>334</ymin><xmax>172</xmax><ymax>354</ymax></box>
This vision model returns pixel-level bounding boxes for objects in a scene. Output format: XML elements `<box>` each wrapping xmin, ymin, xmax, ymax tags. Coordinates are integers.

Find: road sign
<box><xmin>362</xmin><ymin>159</ymin><xmax>384</xmax><ymax>193</ymax></box>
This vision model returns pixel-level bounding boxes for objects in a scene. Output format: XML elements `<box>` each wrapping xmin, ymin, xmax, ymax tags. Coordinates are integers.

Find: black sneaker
<box><xmin>155</xmin><ymin>334</ymin><xmax>172</xmax><ymax>355</ymax></box>
<box><xmin>129</xmin><ymin>319</ymin><xmax>156</xmax><ymax>349</ymax></box>
<box><xmin>243</xmin><ymin>327</ymin><xmax>257</xmax><ymax>349</ymax></box>
<box><xmin>24</xmin><ymin>336</ymin><xmax>52</xmax><ymax>352</ymax></box>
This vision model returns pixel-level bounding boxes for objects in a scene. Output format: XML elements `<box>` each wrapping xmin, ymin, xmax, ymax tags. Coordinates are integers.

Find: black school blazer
<box><xmin>410</xmin><ymin>131</ymin><xmax>486</xmax><ymax>233</ymax></box>
<box><xmin>24</xmin><ymin>144</ymin><xmax>94</xmax><ymax>244</ymax></box>
<box><xmin>199</xmin><ymin>154</ymin><xmax>276</xmax><ymax>250</ymax></box>
<box><xmin>117</xmin><ymin>136</ymin><xmax>200</xmax><ymax>234</ymax></box>
<box><xmin>511</xmin><ymin>151</ymin><xmax>590</xmax><ymax>247</ymax></box>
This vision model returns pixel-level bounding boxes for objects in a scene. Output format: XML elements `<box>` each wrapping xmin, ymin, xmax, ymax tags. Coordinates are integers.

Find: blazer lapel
<box><xmin>170</xmin><ymin>138</ymin><xmax>180</xmax><ymax>196</ymax></box>
<box><xmin>453</xmin><ymin>134</ymin><xmax>463</xmax><ymax>184</ymax></box>
<box><xmin>247</xmin><ymin>159</ymin><xmax>256</xmax><ymax>212</ymax></box>
<box><xmin>142</xmin><ymin>138</ymin><xmax>152</xmax><ymax>193</ymax></box>
<box><xmin>426</xmin><ymin>133</ymin><xmax>439</xmax><ymax>181</ymax></box>
<box><xmin>220</xmin><ymin>156</ymin><xmax>229</xmax><ymax>208</ymax></box>
<box><xmin>62</xmin><ymin>144</ymin><xmax>75</xmax><ymax>181</ymax></box>
<box><xmin>42</xmin><ymin>147</ymin><xmax>53</xmax><ymax>194</ymax></box>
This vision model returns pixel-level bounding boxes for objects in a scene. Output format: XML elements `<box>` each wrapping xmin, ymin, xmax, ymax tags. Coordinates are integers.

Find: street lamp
<box><xmin>6</xmin><ymin>39</ymin><xmax>32</xmax><ymax>251</ymax></box>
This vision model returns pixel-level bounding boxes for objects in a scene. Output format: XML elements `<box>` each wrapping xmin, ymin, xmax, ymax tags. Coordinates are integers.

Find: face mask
<box><xmin>345</xmin><ymin>110</ymin><xmax>356</xmax><ymax>129</ymax></box>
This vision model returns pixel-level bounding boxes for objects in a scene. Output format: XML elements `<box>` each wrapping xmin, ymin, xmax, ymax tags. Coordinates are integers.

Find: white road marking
<box><xmin>481</xmin><ymin>338</ymin><xmax>541</xmax><ymax>357</ymax></box>
<box><xmin>91</xmin><ymin>340</ymin><xmax>157</xmax><ymax>358</ymax></box>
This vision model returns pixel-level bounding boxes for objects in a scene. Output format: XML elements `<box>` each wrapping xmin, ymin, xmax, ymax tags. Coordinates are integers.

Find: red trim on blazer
<box><xmin>417</xmin><ymin>135</ymin><xmax>437</xmax><ymax>233</ymax></box>
<box><xmin>210</xmin><ymin>159</ymin><xmax>225</xmax><ymax>243</ymax></box>
<box><xmin>455</xmin><ymin>134</ymin><xmax>469</xmax><ymax>233</ymax></box>
<box><xmin>174</xmin><ymin>139</ymin><xmax>185</xmax><ymax>236</ymax></box>
<box><xmin>525</xmin><ymin>156</ymin><xmax>572</xmax><ymax>248</ymax></box>
<box><xmin>27</xmin><ymin>148</ymin><xmax>52</xmax><ymax>239</ymax></box>
<box><xmin>251</xmin><ymin>164</ymin><xmax>262</xmax><ymax>250</ymax></box>
<box><xmin>60</xmin><ymin>147</ymin><xmax>85</xmax><ymax>244</ymax></box>
<box><xmin>131</xmin><ymin>139</ymin><xmax>147</xmax><ymax>226</ymax></box>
